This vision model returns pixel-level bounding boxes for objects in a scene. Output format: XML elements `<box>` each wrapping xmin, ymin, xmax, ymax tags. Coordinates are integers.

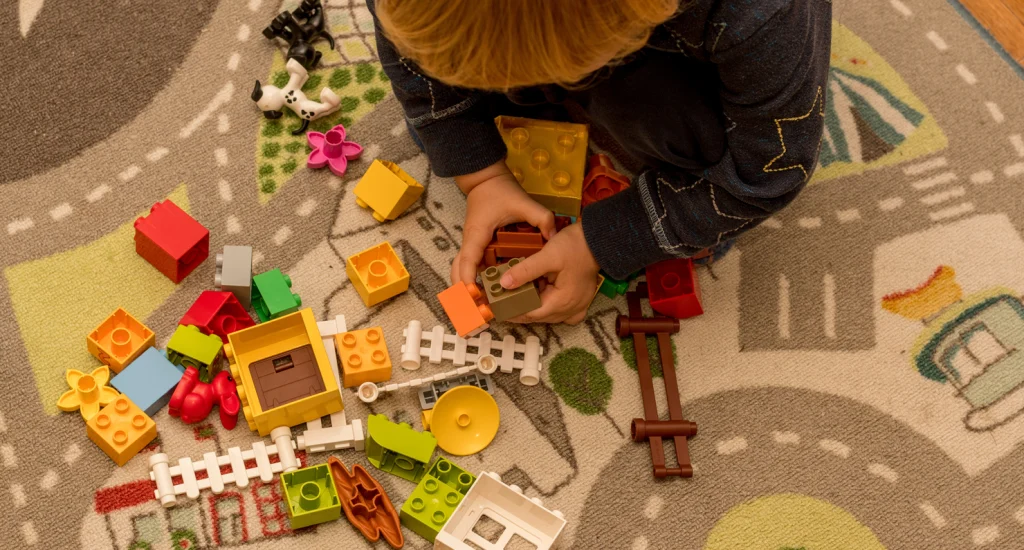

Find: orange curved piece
<box><xmin>328</xmin><ymin>457</ymin><xmax>404</xmax><ymax>548</ymax></box>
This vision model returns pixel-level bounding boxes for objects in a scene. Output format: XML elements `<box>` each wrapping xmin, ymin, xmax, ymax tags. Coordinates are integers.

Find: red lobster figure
<box><xmin>168</xmin><ymin>367</ymin><xmax>241</xmax><ymax>429</ymax></box>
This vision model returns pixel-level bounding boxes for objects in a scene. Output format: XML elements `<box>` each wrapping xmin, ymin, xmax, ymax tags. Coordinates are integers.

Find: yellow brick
<box><xmin>352</xmin><ymin>160</ymin><xmax>424</xmax><ymax>222</ymax></box>
<box><xmin>86</xmin><ymin>396</ymin><xmax>157</xmax><ymax>466</ymax></box>
<box><xmin>225</xmin><ymin>309</ymin><xmax>343</xmax><ymax>435</ymax></box>
<box><xmin>496</xmin><ymin>116</ymin><xmax>589</xmax><ymax>217</ymax></box>
<box><xmin>346</xmin><ymin>241</ymin><xmax>410</xmax><ymax>307</ymax></box>
<box><xmin>336</xmin><ymin>327</ymin><xmax>392</xmax><ymax>388</ymax></box>
<box><xmin>87</xmin><ymin>307</ymin><xmax>155</xmax><ymax>373</ymax></box>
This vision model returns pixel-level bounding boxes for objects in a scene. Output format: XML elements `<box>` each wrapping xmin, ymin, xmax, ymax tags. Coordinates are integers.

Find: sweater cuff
<box><xmin>581</xmin><ymin>185</ymin><xmax>670</xmax><ymax>280</ymax></box>
<box><xmin>414</xmin><ymin>102</ymin><xmax>508</xmax><ymax>178</ymax></box>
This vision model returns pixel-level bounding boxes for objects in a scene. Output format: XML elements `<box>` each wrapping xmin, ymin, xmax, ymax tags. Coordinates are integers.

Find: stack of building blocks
<box><xmin>134</xmin><ymin>199</ymin><xmax>210</xmax><ymax>283</ymax></box>
<box><xmin>214</xmin><ymin>245</ymin><xmax>254</xmax><ymax>309</ymax></box>
<box><xmin>328</xmin><ymin>457</ymin><xmax>404</xmax><ymax>548</ymax></box>
<box><xmin>346</xmin><ymin>241</ymin><xmax>410</xmax><ymax>307</ymax></box>
<box><xmin>437</xmin><ymin>282</ymin><xmax>493</xmax><ymax>338</ymax></box>
<box><xmin>580</xmin><ymin>154</ymin><xmax>630</xmax><ymax>209</ymax></box>
<box><xmin>179</xmin><ymin>290</ymin><xmax>254</xmax><ymax>343</ymax></box>
<box><xmin>87</xmin><ymin>307</ymin><xmax>155</xmax><ymax>373</ymax></box>
<box><xmin>434</xmin><ymin>471</ymin><xmax>566</xmax><ymax>550</ymax></box>
<box><xmin>56</xmin><ymin>366</ymin><xmax>121</xmax><ymax>421</ymax></box>
<box><xmin>336</xmin><ymin>327</ymin><xmax>392</xmax><ymax>388</ymax></box>
<box><xmin>481</xmin><ymin>217</ymin><xmax>572</xmax><ymax>267</ymax></box>
<box><xmin>495</xmin><ymin>116</ymin><xmax>589</xmax><ymax>218</ymax></box>
<box><xmin>110</xmin><ymin>347</ymin><xmax>186</xmax><ymax>417</ymax></box>
<box><xmin>480</xmin><ymin>259</ymin><xmax>542</xmax><ymax>322</ymax></box>
<box><xmin>400</xmin><ymin>458</ymin><xmax>476</xmax><ymax>543</ymax></box>
<box><xmin>645</xmin><ymin>258</ymin><xmax>704</xmax><ymax>319</ymax></box>
<box><xmin>365</xmin><ymin>414</ymin><xmax>437</xmax><ymax>482</ymax></box>
<box><xmin>352</xmin><ymin>159</ymin><xmax>425</xmax><ymax>222</ymax></box>
<box><xmin>166</xmin><ymin>325</ymin><xmax>224</xmax><ymax>379</ymax></box>
<box><xmin>251</xmin><ymin>268</ymin><xmax>302</xmax><ymax>322</ymax></box>
<box><xmin>280</xmin><ymin>463</ymin><xmax>343</xmax><ymax>529</ymax></box>
<box><xmin>86</xmin><ymin>395</ymin><xmax>158</xmax><ymax>466</ymax></box>
<box><xmin>225</xmin><ymin>308</ymin><xmax>343</xmax><ymax>435</ymax></box>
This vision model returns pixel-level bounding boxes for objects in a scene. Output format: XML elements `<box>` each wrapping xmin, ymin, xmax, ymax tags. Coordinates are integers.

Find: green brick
<box><xmin>166</xmin><ymin>325</ymin><xmax>223</xmax><ymax>380</ymax></box>
<box><xmin>365</xmin><ymin>414</ymin><xmax>436</xmax><ymax>482</ymax></box>
<box><xmin>400</xmin><ymin>458</ymin><xmax>476</xmax><ymax>542</ymax></box>
<box><xmin>280</xmin><ymin>464</ymin><xmax>342</xmax><ymax>529</ymax></box>
<box><xmin>251</xmin><ymin>269</ymin><xmax>302</xmax><ymax>322</ymax></box>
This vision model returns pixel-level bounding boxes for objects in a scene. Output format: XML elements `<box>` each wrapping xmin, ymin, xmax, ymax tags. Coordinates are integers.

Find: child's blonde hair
<box><xmin>376</xmin><ymin>0</ymin><xmax>679</xmax><ymax>91</ymax></box>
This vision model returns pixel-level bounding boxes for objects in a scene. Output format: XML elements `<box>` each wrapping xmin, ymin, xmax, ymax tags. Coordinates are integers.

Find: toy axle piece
<box><xmin>630</xmin><ymin>418</ymin><xmax>698</xmax><ymax>441</ymax></box>
<box><xmin>615</xmin><ymin>315</ymin><xmax>680</xmax><ymax>337</ymax></box>
<box><xmin>654</xmin><ymin>464</ymin><xmax>693</xmax><ymax>478</ymax></box>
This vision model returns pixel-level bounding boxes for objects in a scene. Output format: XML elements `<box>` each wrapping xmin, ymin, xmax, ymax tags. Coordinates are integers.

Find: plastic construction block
<box><xmin>226</xmin><ymin>308</ymin><xmax>343</xmax><ymax>435</ymax></box>
<box><xmin>480</xmin><ymin>259</ymin><xmax>541</xmax><ymax>322</ymax></box>
<box><xmin>180</xmin><ymin>291</ymin><xmax>255</xmax><ymax>344</ymax></box>
<box><xmin>346</xmin><ymin>242</ymin><xmax>410</xmax><ymax>307</ymax></box>
<box><xmin>336</xmin><ymin>327</ymin><xmax>392</xmax><ymax>388</ymax></box>
<box><xmin>496</xmin><ymin>116</ymin><xmax>589</xmax><ymax>218</ymax></box>
<box><xmin>435</xmin><ymin>472</ymin><xmax>566</xmax><ymax>550</ymax></box>
<box><xmin>438</xmin><ymin>282</ymin><xmax>494</xmax><ymax>338</ymax></box>
<box><xmin>328</xmin><ymin>457</ymin><xmax>404</xmax><ymax>548</ymax></box>
<box><xmin>168</xmin><ymin>366</ymin><xmax>241</xmax><ymax>429</ymax></box>
<box><xmin>86</xmin><ymin>395</ymin><xmax>157</xmax><ymax>466</ymax></box>
<box><xmin>166</xmin><ymin>325</ymin><xmax>225</xmax><ymax>379</ymax></box>
<box><xmin>646</xmin><ymin>258</ymin><xmax>703</xmax><ymax>319</ymax></box>
<box><xmin>110</xmin><ymin>347</ymin><xmax>185</xmax><ymax>417</ymax></box>
<box><xmin>134</xmin><ymin>199</ymin><xmax>210</xmax><ymax>283</ymax></box>
<box><xmin>400</xmin><ymin>458</ymin><xmax>476</xmax><ymax>543</ymax></box>
<box><xmin>251</xmin><ymin>268</ymin><xmax>302</xmax><ymax>322</ymax></box>
<box><xmin>307</xmin><ymin>123</ymin><xmax>363</xmax><ymax>177</ymax></box>
<box><xmin>581</xmin><ymin>154</ymin><xmax>630</xmax><ymax>209</ymax></box>
<box><xmin>215</xmin><ymin>246</ymin><xmax>253</xmax><ymax>309</ymax></box>
<box><xmin>87</xmin><ymin>307</ymin><xmax>155</xmax><ymax>373</ymax></box>
<box><xmin>56</xmin><ymin>366</ymin><xmax>121</xmax><ymax>421</ymax></box>
<box><xmin>599</xmin><ymin>273</ymin><xmax>630</xmax><ymax>299</ymax></box>
<box><xmin>352</xmin><ymin>159</ymin><xmax>425</xmax><ymax>222</ymax></box>
<box><xmin>365</xmin><ymin>414</ymin><xmax>436</xmax><ymax>482</ymax></box>
<box><xmin>280</xmin><ymin>463</ymin><xmax>342</xmax><ymax>529</ymax></box>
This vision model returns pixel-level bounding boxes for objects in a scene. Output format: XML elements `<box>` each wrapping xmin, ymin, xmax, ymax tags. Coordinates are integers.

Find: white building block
<box><xmin>434</xmin><ymin>472</ymin><xmax>566</xmax><ymax>550</ymax></box>
<box><xmin>401</xmin><ymin>321</ymin><xmax>545</xmax><ymax>385</ymax></box>
<box><xmin>297</xmin><ymin>411</ymin><xmax>365</xmax><ymax>453</ymax></box>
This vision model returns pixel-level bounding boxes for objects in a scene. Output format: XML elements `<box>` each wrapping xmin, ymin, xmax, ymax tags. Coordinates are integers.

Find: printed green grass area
<box><xmin>255</xmin><ymin>49</ymin><xmax>392</xmax><ymax>203</ymax></box>
<box><xmin>549</xmin><ymin>348</ymin><xmax>613</xmax><ymax>415</ymax></box>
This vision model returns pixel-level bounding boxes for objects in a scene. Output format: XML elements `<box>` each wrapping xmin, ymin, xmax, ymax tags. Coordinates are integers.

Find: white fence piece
<box><xmin>400</xmin><ymin>320</ymin><xmax>544</xmax><ymax>385</ymax></box>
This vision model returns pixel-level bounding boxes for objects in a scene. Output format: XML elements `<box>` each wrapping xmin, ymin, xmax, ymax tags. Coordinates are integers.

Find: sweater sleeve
<box><xmin>366</xmin><ymin>0</ymin><xmax>507</xmax><ymax>177</ymax></box>
<box><xmin>582</xmin><ymin>0</ymin><xmax>832</xmax><ymax>279</ymax></box>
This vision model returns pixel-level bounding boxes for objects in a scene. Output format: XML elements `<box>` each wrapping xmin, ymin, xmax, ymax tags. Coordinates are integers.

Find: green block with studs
<box><xmin>166</xmin><ymin>325</ymin><xmax>223</xmax><ymax>380</ymax></box>
<box><xmin>251</xmin><ymin>268</ymin><xmax>302</xmax><ymax>322</ymax></box>
<box><xmin>280</xmin><ymin>464</ymin><xmax>342</xmax><ymax>529</ymax></box>
<box><xmin>400</xmin><ymin>458</ymin><xmax>476</xmax><ymax>542</ymax></box>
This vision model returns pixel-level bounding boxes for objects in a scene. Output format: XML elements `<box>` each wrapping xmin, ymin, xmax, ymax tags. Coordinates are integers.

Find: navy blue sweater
<box><xmin>369</xmin><ymin>0</ymin><xmax>832</xmax><ymax>279</ymax></box>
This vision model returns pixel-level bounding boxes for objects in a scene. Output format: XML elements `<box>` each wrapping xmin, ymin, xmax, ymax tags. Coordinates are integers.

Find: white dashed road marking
<box><xmin>49</xmin><ymin>203</ymin><xmax>72</xmax><ymax>221</ymax></box>
<box><xmin>956</xmin><ymin>64</ymin><xmax>977</xmax><ymax>85</ymax></box>
<box><xmin>778</xmin><ymin>275</ymin><xmax>791</xmax><ymax>340</ymax></box>
<box><xmin>930</xmin><ymin>202</ymin><xmax>975</xmax><ymax>221</ymax></box>
<box><xmin>180</xmin><ymin>82</ymin><xmax>235</xmax><ymax>139</ymax></box>
<box><xmin>823</xmin><ymin>273</ymin><xmax>836</xmax><ymax>339</ymax></box>
<box><xmin>118</xmin><ymin>165</ymin><xmax>141</xmax><ymax>182</ymax></box>
<box><xmin>867</xmin><ymin>463</ymin><xmax>899</xmax><ymax>483</ymax></box>
<box><xmin>11</xmin><ymin>484</ymin><xmax>26</xmax><ymax>508</ymax></box>
<box><xmin>970</xmin><ymin>171</ymin><xmax>994</xmax><ymax>184</ymax></box>
<box><xmin>297</xmin><ymin>199</ymin><xmax>318</xmax><ymax>217</ymax></box>
<box><xmin>7</xmin><ymin>218</ymin><xmax>34</xmax><ymax>235</ymax></box>
<box><xmin>926</xmin><ymin>31</ymin><xmax>948</xmax><ymax>51</ymax></box>
<box><xmin>218</xmin><ymin>180</ymin><xmax>233</xmax><ymax>202</ymax></box>
<box><xmin>972</xmin><ymin>525</ymin><xmax>999</xmax><ymax>546</ymax></box>
<box><xmin>146</xmin><ymin>147</ymin><xmax>169</xmax><ymax>162</ymax></box>
<box><xmin>643</xmin><ymin>496</ymin><xmax>664</xmax><ymax>520</ymax></box>
<box><xmin>818</xmin><ymin>439</ymin><xmax>851</xmax><ymax>458</ymax></box>
<box><xmin>227</xmin><ymin>53</ymin><xmax>241</xmax><ymax>71</ymax></box>
<box><xmin>762</xmin><ymin>217</ymin><xmax>783</xmax><ymax>229</ymax></box>
<box><xmin>1010</xmin><ymin>135</ymin><xmax>1024</xmax><ymax>157</ymax></box>
<box><xmin>890</xmin><ymin>0</ymin><xmax>913</xmax><ymax>17</ymax></box>
<box><xmin>248</xmin><ymin>0</ymin><xmax>262</xmax><ymax>12</ymax></box>
<box><xmin>911</xmin><ymin>172</ymin><xmax>957</xmax><ymax>190</ymax></box>
<box><xmin>798</xmin><ymin>217</ymin><xmax>822</xmax><ymax>229</ymax></box>
<box><xmin>21</xmin><ymin>522</ymin><xmax>38</xmax><ymax>545</ymax></box>
<box><xmin>772</xmin><ymin>431</ymin><xmax>800</xmax><ymax>445</ymax></box>
<box><xmin>904</xmin><ymin>157</ymin><xmax>947</xmax><ymax>175</ymax></box>
<box><xmin>920</xmin><ymin>503</ymin><xmax>947</xmax><ymax>528</ymax></box>
<box><xmin>218</xmin><ymin>113</ymin><xmax>230</xmax><ymax>134</ymax></box>
<box><xmin>63</xmin><ymin>444</ymin><xmax>81</xmax><ymax>465</ymax></box>
<box><xmin>920</xmin><ymin>186</ymin><xmax>966</xmax><ymax>205</ymax></box>
<box><xmin>237</xmin><ymin>24</ymin><xmax>250</xmax><ymax>41</ymax></box>
<box><xmin>879</xmin><ymin>197</ymin><xmax>905</xmax><ymax>211</ymax></box>
<box><xmin>836</xmin><ymin>208</ymin><xmax>861</xmax><ymax>223</ymax></box>
<box><xmin>252</xmin><ymin>251</ymin><xmax>265</xmax><ymax>266</ymax></box>
<box><xmin>215</xmin><ymin>148</ymin><xmax>229</xmax><ymax>167</ymax></box>
<box><xmin>716</xmin><ymin>437</ymin><xmax>748</xmax><ymax>455</ymax></box>
<box><xmin>985</xmin><ymin>102</ymin><xmax>1005</xmax><ymax>123</ymax></box>
<box><xmin>40</xmin><ymin>470</ymin><xmax>58</xmax><ymax>490</ymax></box>
<box><xmin>273</xmin><ymin>226</ymin><xmax>292</xmax><ymax>246</ymax></box>
<box><xmin>1004</xmin><ymin>163</ymin><xmax>1024</xmax><ymax>177</ymax></box>
<box><xmin>86</xmin><ymin>184</ymin><xmax>110</xmax><ymax>203</ymax></box>
<box><xmin>226</xmin><ymin>215</ymin><xmax>242</xmax><ymax>234</ymax></box>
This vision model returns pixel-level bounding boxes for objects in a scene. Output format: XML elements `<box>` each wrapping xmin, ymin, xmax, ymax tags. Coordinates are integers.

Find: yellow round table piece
<box><xmin>429</xmin><ymin>386</ymin><xmax>500</xmax><ymax>456</ymax></box>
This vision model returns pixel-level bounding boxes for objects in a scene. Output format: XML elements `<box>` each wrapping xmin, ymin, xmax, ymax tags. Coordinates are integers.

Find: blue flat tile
<box><xmin>110</xmin><ymin>347</ymin><xmax>185</xmax><ymax>416</ymax></box>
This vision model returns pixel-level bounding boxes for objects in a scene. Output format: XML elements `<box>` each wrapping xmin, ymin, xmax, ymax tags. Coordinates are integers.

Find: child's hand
<box><xmin>451</xmin><ymin>171</ymin><xmax>556</xmax><ymax>285</ymax></box>
<box><xmin>498</xmin><ymin>222</ymin><xmax>600</xmax><ymax>325</ymax></box>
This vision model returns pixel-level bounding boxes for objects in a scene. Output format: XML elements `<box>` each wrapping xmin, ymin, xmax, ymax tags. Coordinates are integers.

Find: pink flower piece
<box><xmin>307</xmin><ymin>124</ymin><xmax>363</xmax><ymax>177</ymax></box>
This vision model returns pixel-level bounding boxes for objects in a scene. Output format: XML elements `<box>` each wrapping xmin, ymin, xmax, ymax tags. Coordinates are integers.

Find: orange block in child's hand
<box><xmin>437</xmin><ymin>282</ymin><xmax>493</xmax><ymax>338</ymax></box>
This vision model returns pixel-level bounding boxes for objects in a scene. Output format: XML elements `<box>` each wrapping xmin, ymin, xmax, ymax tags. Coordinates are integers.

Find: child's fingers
<box><xmin>500</xmin><ymin>249</ymin><xmax>557</xmax><ymax>290</ymax></box>
<box><xmin>522</xmin><ymin>201</ymin><xmax>556</xmax><ymax>240</ymax></box>
<box><xmin>456</xmin><ymin>226</ymin><xmax>493</xmax><ymax>284</ymax></box>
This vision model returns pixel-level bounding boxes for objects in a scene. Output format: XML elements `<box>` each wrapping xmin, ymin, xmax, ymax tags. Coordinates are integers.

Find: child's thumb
<box><xmin>500</xmin><ymin>254</ymin><xmax>550</xmax><ymax>290</ymax></box>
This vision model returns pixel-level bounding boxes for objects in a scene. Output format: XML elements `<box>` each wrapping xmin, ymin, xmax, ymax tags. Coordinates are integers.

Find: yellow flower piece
<box><xmin>56</xmin><ymin>366</ymin><xmax>120</xmax><ymax>421</ymax></box>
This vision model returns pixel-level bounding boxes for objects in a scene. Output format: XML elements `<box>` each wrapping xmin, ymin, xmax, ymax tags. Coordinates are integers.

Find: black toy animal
<box><xmin>263</xmin><ymin>0</ymin><xmax>335</xmax><ymax>70</ymax></box>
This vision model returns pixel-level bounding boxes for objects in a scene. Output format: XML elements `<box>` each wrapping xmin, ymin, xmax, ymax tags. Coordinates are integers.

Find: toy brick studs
<box><xmin>352</xmin><ymin>160</ymin><xmax>425</xmax><ymax>222</ymax></box>
<box><xmin>581</xmin><ymin>154</ymin><xmax>630</xmax><ymax>209</ymax></box>
<box><xmin>337</xmin><ymin>328</ymin><xmax>393</xmax><ymax>388</ymax></box>
<box><xmin>179</xmin><ymin>291</ymin><xmax>255</xmax><ymax>343</ymax></box>
<box><xmin>645</xmin><ymin>258</ymin><xmax>704</xmax><ymax>319</ymax></box>
<box><xmin>251</xmin><ymin>268</ymin><xmax>302</xmax><ymax>322</ymax></box>
<box><xmin>280</xmin><ymin>464</ymin><xmax>343</xmax><ymax>529</ymax></box>
<box><xmin>496</xmin><ymin>116</ymin><xmax>589</xmax><ymax>217</ymax></box>
<box><xmin>252</xmin><ymin>58</ymin><xmax>341</xmax><ymax>135</ymax></box>
<box><xmin>110</xmin><ymin>347</ymin><xmax>186</xmax><ymax>417</ymax></box>
<box><xmin>401</xmin><ymin>458</ymin><xmax>476</xmax><ymax>543</ymax></box>
<box><xmin>481</xmin><ymin>258</ymin><xmax>541</xmax><ymax>322</ymax></box>
<box><xmin>263</xmin><ymin>0</ymin><xmax>335</xmax><ymax>70</ymax></box>
<box><xmin>134</xmin><ymin>200</ymin><xmax>209</xmax><ymax>283</ymax></box>
<box><xmin>87</xmin><ymin>307</ymin><xmax>155</xmax><ymax>373</ymax></box>
<box><xmin>86</xmin><ymin>396</ymin><xmax>158</xmax><ymax>466</ymax></box>
<box><xmin>307</xmin><ymin>124</ymin><xmax>363</xmax><ymax>177</ymax></box>
<box><xmin>346</xmin><ymin>242</ymin><xmax>410</xmax><ymax>307</ymax></box>
<box><xmin>215</xmin><ymin>245</ymin><xmax>253</xmax><ymax>309</ymax></box>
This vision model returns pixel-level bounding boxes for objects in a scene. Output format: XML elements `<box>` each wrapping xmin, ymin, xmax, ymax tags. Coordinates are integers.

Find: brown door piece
<box><xmin>616</xmin><ymin>283</ymin><xmax>697</xmax><ymax>478</ymax></box>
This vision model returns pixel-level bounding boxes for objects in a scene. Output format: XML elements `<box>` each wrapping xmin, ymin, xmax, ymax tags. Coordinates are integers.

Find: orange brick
<box><xmin>87</xmin><ymin>308</ymin><xmax>156</xmax><ymax>373</ymax></box>
<box><xmin>336</xmin><ymin>328</ymin><xmax>392</xmax><ymax>388</ymax></box>
<box><xmin>86</xmin><ymin>396</ymin><xmax>157</xmax><ymax>466</ymax></box>
<box><xmin>437</xmin><ymin>282</ymin><xmax>493</xmax><ymax>337</ymax></box>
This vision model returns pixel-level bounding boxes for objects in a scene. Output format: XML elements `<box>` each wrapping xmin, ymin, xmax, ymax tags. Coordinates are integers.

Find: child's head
<box><xmin>375</xmin><ymin>0</ymin><xmax>678</xmax><ymax>91</ymax></box>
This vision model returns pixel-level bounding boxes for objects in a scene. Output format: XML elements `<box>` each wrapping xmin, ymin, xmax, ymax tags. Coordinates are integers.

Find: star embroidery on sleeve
<box><xmin>762</xmin><ymin>86</ymin><xmax>825</xmax><ymax>181</ymax></box>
